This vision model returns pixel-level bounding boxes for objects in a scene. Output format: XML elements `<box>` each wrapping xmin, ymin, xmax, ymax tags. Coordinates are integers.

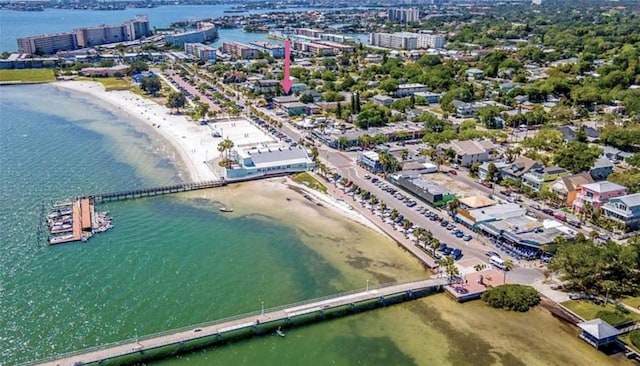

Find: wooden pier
<box><xmin>33</xmin><ymin>278</ymin><xmax>446</xmax><ymax>366</ymax></box>
<box><xmin>89</xmin><ymin>180</ymin><xmax>226</xmax><ymax>203</ymax></box>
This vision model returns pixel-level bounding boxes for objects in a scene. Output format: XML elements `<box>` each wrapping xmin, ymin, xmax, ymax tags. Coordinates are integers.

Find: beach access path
<box><xmin>54</xmin><ymin>81</ymin><xmax>219</xmax><ymax>182</ymax></box>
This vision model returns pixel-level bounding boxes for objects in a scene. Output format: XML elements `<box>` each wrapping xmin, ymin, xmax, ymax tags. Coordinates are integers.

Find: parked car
<box><xmin>455</xmin><ymin>231</ymin><xmax>464</xmax><ymax>238</ymax></box>
<box><xmin>542</xmin><ymin>208</ymin><xmax>554</xmax><ymax>215</ymax></box>
<box><xmin>530</xmin><ymin>203</ymin><xmax>541</xmax><ymax>210</ymax></box>
<box><xmin>451</xmin><ymin>248</ymin><xmax>463</xmax><ymax>260</ymax></box>
<box><xmin>364</xmin><ymin>174</ymin><xmax>371</xmax><ymax>179</ymax></box>
<box><xmin>463</xmin><ymin>235</ymin><xmax>472</xmax><ymax>241</ymax></box>
<box><xmin>438</xmin><ymin>243</ymin><xmax>448</xmax><ymax>252</ymax></box>
<box><xmin>448</xmin><ymin>170</ymin><xmax>457</xmax><ymax>175</ymax></box>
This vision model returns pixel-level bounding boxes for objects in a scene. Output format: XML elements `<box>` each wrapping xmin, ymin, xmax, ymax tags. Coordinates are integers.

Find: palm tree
<box><xmin>447</xmin><ymin>198</ymin><xmax>460</xmax><ymax>215</ymax></box>
<box><xmin>217</xmin><ymin>138</ymin><xmax>234</xmax><ymax>167</ymax></box>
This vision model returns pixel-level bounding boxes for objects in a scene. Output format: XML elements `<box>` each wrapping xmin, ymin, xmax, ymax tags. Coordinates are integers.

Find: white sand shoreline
<box><xmin>53</xmin><ymin>80</ymin><xmax>219</xmax><ymax>182</ymax></box>
<box><xmin>52</xmin><ymin>81</ymin><xmax>385</xmax><ymax>235</ymax></box>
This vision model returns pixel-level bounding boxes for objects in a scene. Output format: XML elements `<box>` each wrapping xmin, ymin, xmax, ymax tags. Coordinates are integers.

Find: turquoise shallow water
<box><xmin>0</xmin><ymin>85</ymin><xmax>421</xmax><ymax>365</ymax></box>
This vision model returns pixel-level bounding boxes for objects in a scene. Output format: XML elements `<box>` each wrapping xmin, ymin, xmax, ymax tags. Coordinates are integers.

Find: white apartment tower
<box><xmin>388</xmin><ymin>8</ymin><xmax>420</xmax><ymax>23</ymax></box>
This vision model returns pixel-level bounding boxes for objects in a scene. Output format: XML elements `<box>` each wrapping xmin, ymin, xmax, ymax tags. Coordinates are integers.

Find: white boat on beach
<box><xmin>219</xmin><ymin>207</ymin><xmax>234</xmax><ymax>213</ymax></box>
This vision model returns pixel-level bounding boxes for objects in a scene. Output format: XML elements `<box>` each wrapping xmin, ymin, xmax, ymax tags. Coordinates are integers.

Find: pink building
<box><xmin>572</xmin><ymin>181</ymin><xmax>628</xmax><ymax>213</ymax></box>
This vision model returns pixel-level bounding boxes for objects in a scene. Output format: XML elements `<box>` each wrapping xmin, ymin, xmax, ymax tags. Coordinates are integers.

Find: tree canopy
<box><xmin>548</xmin><ymin>238</ymin><xmax>640</xmax><ymax>301</ymax></box>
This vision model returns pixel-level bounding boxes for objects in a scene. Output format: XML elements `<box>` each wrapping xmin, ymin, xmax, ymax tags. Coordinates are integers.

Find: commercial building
<box><xmin>388</xmin><ymin>173</ymin><xmax>456</xmax><ymax>207</ymax></box>
<box><xmin>225</xmin><ymin>146</ymin><xmax>315</xmax><ymax>181</ymax></box>
<box><xmin>388</xmin><ymin>8</ymin><xmax>420</xmax><ymax>23</ymax></box>
<box><xmin>166</xmin><ymin>22</ymin><xmax>217</xmax><ymax>47</ymax></box>
<box><xmin>357</xmin><ymin>151</ymin><xmax>382</xmax><ymax>172</ymax></box>
<box><xmin>369</xmin><ymin>32</ymin><xmax>418</xmax><ymax>50</ymax></box>
<box><xmin>184</xmin><ymin>43</ymin><xmax>216</xmax><ymax>61</ymax></box>
<box><xmin>249</xmin><ymin>41</ymin><xmax>285</xmax><ymax>58</ymax></box>
<box><xmin>222</xmin><ymin>42</ymin><xmax>259</xmax><ymax>59</ymax></box>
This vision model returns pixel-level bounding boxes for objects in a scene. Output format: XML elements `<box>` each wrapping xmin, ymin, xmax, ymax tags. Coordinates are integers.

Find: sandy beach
<box><xmin>52</xmin><ymin>80</ymin><xmax>385</xmax><ymax>236</ymax></box>
<box><xmin>54</xmin><ymin>81</ymin><xmax>219</xmax><ymax>182</ymax></box>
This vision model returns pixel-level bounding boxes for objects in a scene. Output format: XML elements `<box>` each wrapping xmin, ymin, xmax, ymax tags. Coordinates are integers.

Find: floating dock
<box><xmin>47</xmin><ymin>198</ymin><xmax>111</xmax><ymax>245</ymax></box>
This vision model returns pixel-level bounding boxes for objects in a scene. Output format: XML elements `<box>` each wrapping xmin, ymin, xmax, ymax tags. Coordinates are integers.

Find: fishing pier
<box><xmin>33</xmin><ymin>278</ymin><xmax>447</xmax><ymax>366</ymax></box>
<box><xmin>45</xmin><ymin>180</ymin><xmax>226</xmax><ymax>245</ymax></box>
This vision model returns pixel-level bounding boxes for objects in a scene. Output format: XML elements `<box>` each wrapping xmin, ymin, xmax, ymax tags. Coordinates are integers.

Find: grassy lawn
<box><xmin>622</xmin><ymin>297</ymin><xmax>640</xmax><ymax>309</ymax></box>
<box><xmin>0</xmin><ymin>69</ymin><xmax>55</xmax><ymax>83</ymax></box>
<box><xmin>293</xmin><ymin>172</ymin><xmax>327</xmax><ymax>194</ymax></box>
<box><xmin>619</xmin><ymin>333</ymin><xmax>640</xmax><ymax>353</ymax></box>
<box><xmin>562</xmin><ymin>300</ymin><xmax>640</xmax><ymax>323</ymax></box>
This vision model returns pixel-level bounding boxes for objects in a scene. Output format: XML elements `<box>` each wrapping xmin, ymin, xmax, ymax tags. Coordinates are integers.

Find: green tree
<box><xmin>553</xmin><ymin>142</ymin><xmax>602</xmax><ymax>174</ymax></box>
<box><xmin>481</xmin><ymin>285</ymin><xmax>540</xmax><ymax>312</ymax></box>
<box><xmin>166</xmin><ymin>91</ymin><xmax>187</xmax><ymax>112</ymax></box>
<box><xmin>548</xmin><ymin>239</ymin><xmax>640</xmax><ymax>299</ymax></box>
<box><xmin>140</xmin><ymin>75</ymin><xmax>161</xmax><ymax>95</ymax></box>
<box><xmin>356</xmin><ymin>104</ymin><xmax>389</xmax><ymax>129</ymax></box>
<box><xmin>379</xmin><ymin>78</ymin><xmax>399</xmax><ymax>94</ymax></box>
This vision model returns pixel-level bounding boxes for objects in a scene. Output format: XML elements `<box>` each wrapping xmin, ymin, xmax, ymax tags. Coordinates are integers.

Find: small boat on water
<box><xmin>220</xmin><ymin>207</ymin><xmax>234</xmax><ymax>213</ymax></box>
<box><xmin>276</xmin><ymin>327</ymin><xmax>285</xmax><ymax>337</ymax></box>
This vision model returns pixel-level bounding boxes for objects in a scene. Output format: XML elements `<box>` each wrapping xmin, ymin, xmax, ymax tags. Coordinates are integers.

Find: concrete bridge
<box><xmin>32</xmin><ymin>278</ymin><xmax>447</xmax><ymax>366</ymax></box>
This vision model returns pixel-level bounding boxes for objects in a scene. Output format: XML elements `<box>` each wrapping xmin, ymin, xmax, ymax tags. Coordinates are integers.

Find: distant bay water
<box><xmin>0</xmin><ymin>5</ymin><xmax>367</xmax><ymax>53</ymax></box>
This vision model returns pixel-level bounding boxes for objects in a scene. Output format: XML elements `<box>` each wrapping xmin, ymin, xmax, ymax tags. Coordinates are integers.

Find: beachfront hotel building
<box><xmin>184</xmin><ymin>43</ymin><xmax>217</xmax><ymax>61</ymax></box>
<box><xmin>18</xmin><ymin>32</ymin><xmax>78</xmax><ymax>54</ymax></box>
<box><xmin>165</xmin><ymin>22</ymin><xmax>217</xmax><ymax>47</ymax></box>
<box><xmin>18</xmin><ymin>16</ymin><xmax>150</xmax><ymax>54</ymax></box>
<box><xmin>224</xmin><ymin>146</ymin><xmax>315</xmax><ymax>181</ymax></box>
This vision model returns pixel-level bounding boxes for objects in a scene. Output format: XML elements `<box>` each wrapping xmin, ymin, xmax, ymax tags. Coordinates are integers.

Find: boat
<box><xmin>219</xmin><ymin>207</ymin><xmax>234</xmax><ymax>213</ymax></box>
<box><xmin>276</xmin><ymin>327</ymin><xmax>285</xmax><ymax>337</ymax></box>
